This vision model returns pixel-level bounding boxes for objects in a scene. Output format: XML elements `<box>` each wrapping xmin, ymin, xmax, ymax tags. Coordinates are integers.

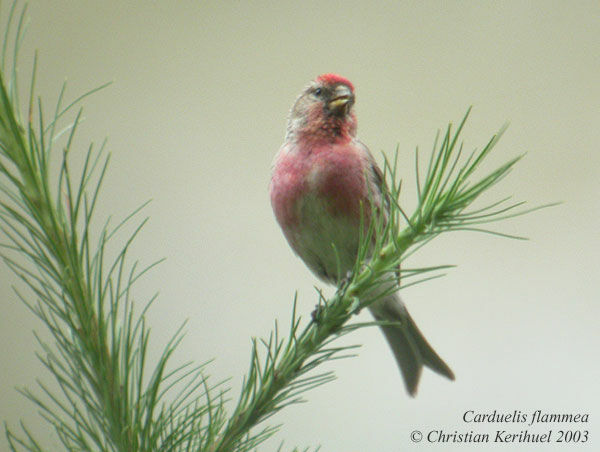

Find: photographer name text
<box><xmin>412</xmin><ymin>410</ymin><xmax>590</xmax><ymax>444</ymax></box>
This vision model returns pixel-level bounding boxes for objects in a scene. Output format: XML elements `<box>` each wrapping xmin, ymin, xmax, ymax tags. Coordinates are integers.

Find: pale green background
<box><xmin>0</xmin><ymin>1</ymin><xmax>598</xmax><ymax>451</ymax></box>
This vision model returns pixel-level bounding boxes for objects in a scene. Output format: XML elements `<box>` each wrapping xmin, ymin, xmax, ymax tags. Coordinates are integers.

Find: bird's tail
<box><xmin>369</xmin><ymin>293</ymin><xmax>454</xmax><ymax>396</ymax></box>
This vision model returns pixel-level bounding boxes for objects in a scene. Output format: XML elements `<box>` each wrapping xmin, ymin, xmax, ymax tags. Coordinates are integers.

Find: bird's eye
<box><xmin>314</xmin><ymin>87</ymin><xmax>322</xmax><ymax>96</ymax></box>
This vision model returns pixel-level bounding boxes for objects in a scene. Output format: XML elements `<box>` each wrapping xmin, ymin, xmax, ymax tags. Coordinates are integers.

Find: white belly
<box><xmin>290</xmin><ymin>191</ymin><xmax>361</xmax><ymax>283</ymax></box>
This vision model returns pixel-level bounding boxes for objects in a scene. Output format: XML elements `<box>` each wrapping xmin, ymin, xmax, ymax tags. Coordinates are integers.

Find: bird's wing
<box><xmin>357</xmin><ymin>139</ymin><xmax>401</xmax><ymax>284</ymax></box>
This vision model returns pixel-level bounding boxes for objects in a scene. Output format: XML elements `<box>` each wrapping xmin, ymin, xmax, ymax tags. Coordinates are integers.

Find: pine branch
<box><xmin>1</xmin><ymin>4</ymin><xmax>220</xmax><ymax>452</ymax></box>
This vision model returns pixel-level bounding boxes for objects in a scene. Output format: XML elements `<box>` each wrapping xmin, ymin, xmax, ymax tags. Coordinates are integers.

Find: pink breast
<box><xmin>312</xmin><ymin>145</ymin><xmax>366</xmax><ymax>218</ymax></box>
<box><xmin>270</xmin><ymin>142</ymin><xmax>368</xmax><ymax>230</ymax></box>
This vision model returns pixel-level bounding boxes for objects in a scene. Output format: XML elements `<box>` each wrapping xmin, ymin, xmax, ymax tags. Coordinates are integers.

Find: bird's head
<box><xmin>286</xmin><ymin>73</ymin><xmax>357</xmax><ymax>143</ymax></box>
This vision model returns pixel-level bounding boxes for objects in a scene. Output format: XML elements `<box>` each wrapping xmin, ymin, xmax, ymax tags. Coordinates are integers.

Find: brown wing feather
<box><xmin>357</xmin><ymin>140</ymin><xmax>401</xmax><ymax>284</ymax></box>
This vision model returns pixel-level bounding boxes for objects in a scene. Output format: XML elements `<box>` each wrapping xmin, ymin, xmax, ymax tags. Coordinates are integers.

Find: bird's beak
<box><xmin>327</xmin><ymin>85</ymin><xmax>354</xmax><ymax>115</ymax></box>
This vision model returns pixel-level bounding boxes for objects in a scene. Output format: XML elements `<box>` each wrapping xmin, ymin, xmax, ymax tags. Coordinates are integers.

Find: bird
<box><xmin>269</xmin><ymin>73</ymin><xmax>454</xmax><ymax>396</ymax></box>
